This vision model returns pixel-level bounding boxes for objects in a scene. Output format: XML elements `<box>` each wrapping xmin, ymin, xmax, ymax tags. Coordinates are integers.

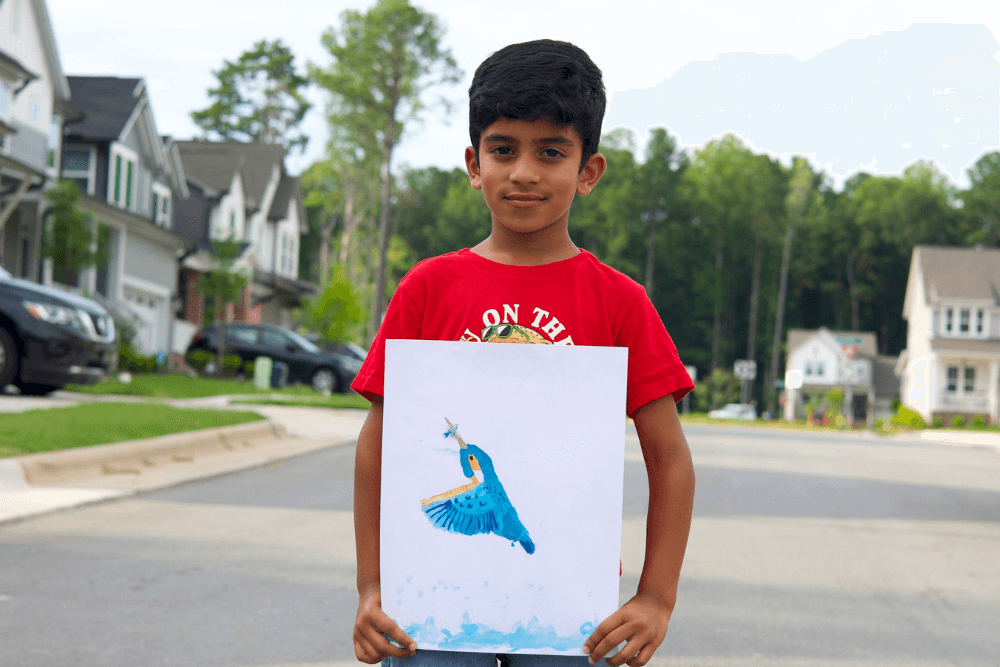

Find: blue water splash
<box><xmin>405</xmin><ymin>613</ymin><xmax>591</xmax><ymax>652</ymax></box>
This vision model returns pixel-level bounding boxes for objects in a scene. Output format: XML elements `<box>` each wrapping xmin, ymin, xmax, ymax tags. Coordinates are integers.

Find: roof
<box><xmin>0</xmin><ymin>49</ymin><xmax>38</xmax><ymax>87</ymax></box>
<box><xmin>787</xmin><ymin>327</ymin><xmax>879</xmax><ymax>358</ymax></box>
<box><xmin>267</xmin><ymin>175</ymin><xmax>307</xmax><ymax>231</ymax></box>
<box><xmin>914</xmin><ymin>245</ymin><xmax>1000</xmax><ymax>303</ymax></box>
<box><xmin>63</xmin><ymin>76</ymin><xmax>142</xmax><ymax>140</ymax></box>
<box><xmin>175</xmin><ymin>141</ymin><xmax>287</xmax><ymax>211</ymax></box>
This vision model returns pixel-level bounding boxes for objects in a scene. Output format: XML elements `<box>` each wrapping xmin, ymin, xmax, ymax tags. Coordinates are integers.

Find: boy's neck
<box><xmin>471</xmin><ymin>225</ymin><xmax>580</xmax><ymax>267</ymax></box>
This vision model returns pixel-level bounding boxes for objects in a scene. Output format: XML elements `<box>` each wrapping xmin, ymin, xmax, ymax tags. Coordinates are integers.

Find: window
<box><xmin>62</xmin><ymin>147</ymin><xmax>93</xmax><ymax>194</ymax></box>
<box><xmin>976</xmin><ymin>309</ymin><xmax>984</xmax><ymax>334</ymax></box>
<box><xmin>229</xmin><ymin>212</ymin><xmax>236</xmax><ymax>237</ymax></box>
<box><xmin>151</xmin><ymin>183</ymin><xmax>172</xmax><ymax>226</ymax></box>
<box><xmin>946</xmin><ymin>366</ymin><xmax>958</xmax><ymax>392</ymax></box>
<box><xmin>30</xmin><ymin>100</ymin><xmax>40</xmax><ymax>122</ymax></box>
<box><xmin>152</xmin><ymin>192</ymin><xmax>159</xmax><ymax>222</ymax></box>
<box><xmin>944</xmin><ymin>307</ymin><xmax>953</xmax><ymax>333</ymax></box>
<box><xmin>47</xmin><ymin>114</ymin><xmax>61</xmax><ymax>168</ymax></box>
<box><xmin>959</xmin><ymin>308</ymin><xmax>970</xmax><ymax>333</ymax></box>
<box><xmin>805</xmin><ymin>362</ymin><xmax>813</xmax><ymax>376</ymax></box>
<box><xmin>228</xmin><ymin>327</ymin><xmax>258</xmax><ymax>345</ymax></box>
<box><xmin>0</xmin><ymin>82</ymin><xmax>10</xmax><ymax>119</ymax></box>
<box><xmin>108</xmin><ymin>144</ymin><xmax>137</xmax><ymax>210</ymax></box>
<box><xmin>817</xmin><ymin>361</ymin><xmax>824</xmax><ymax>377</ymax></box>
<box><xmin>964</xmin><ymin>367</ymin><xmax>975</xmax><ymax>393</ymax></box>
<box><xmin>262</xmin><ymin>329</ymin><xmax>289</xmax><ymax>349</ymax></box>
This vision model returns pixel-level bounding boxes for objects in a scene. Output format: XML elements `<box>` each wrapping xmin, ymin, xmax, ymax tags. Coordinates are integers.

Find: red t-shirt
<box><xmin>352</xmin><ymin>249</ymin><xmax>693</xmax><ymax>417</ymax></box>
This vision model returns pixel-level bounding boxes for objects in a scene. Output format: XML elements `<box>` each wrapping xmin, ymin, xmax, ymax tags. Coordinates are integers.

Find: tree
<box><xmin>43</xmin><ymin>180</ymin><xmax>109</xmax><ymax>286</ymax></box>
<box><xmin>310</xmin><ymin>0</ymin><xmax>461</xmax><ymax>344</ymax></box>
<box><xmin>191</xmin><ymin>39</ymin><xmax>311</xmax><ymax>152</ymax></box>
<box><xmin>301</xmin><ymin>265</ymin><xmax>364</xmax><ymax>344</ymax></box>
<box><xmin>961</xmin><ymin>151</ymin><xmax>1000</xmax><ymax>247</ymax></box>
<box><xmin>196</xmin><ymin>237</ymin><xmax>248</xmax><ymax>375</ymax></box>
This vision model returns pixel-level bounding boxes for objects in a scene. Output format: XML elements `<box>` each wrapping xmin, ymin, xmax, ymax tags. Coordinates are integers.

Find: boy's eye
<box><xmin>491</xmin><ymin>146</ymin><xmax>513</xmax><ymax>155</ymax></box>
<box><xmin>540</xmin><ymin>148</ymin><xmax>564</xmax><ymax>158</ymax></box>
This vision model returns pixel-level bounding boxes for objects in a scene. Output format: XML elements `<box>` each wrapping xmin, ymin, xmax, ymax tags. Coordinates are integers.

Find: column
<box><xmin>989</xmin><ymin>360</ymin><xmax>999</xmax><ymax>425</ymax></box>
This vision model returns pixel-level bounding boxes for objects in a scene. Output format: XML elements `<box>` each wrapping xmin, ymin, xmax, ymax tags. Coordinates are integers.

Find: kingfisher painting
<box><xmin>421</xmin><ymin>418</ymin><xmax>535</xmax><ymax>554</ymax></box>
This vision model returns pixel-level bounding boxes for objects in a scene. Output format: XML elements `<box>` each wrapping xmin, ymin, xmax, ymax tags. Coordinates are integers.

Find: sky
<box><xmin>46</xmin><ymin>0</ymin><xmax>1000</xmax><ymax>190</ymax></box>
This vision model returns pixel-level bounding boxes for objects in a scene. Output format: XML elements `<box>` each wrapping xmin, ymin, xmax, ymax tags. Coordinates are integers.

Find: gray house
<box><xmin>0</xmin><ymin>0</ymin><xmax>76</xmax><ymax>281</ymax></box>
<box><xmin>60</xmin><ymin>76</ymin><xmax>192</xmax><ymax>357</ymax></box>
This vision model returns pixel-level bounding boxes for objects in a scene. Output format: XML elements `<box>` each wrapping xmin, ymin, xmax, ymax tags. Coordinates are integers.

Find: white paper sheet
<box><xmin>381</xmin><ymin>339</ymin><xmax>627</xmax><ymax>655</ymax></box>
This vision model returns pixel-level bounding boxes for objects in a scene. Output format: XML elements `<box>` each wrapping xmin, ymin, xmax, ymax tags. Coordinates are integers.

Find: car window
<box><xmin>261</xmin><ymin>329</ymin><xmax>290</xmax><ymax>348</ymax></box>
<box><xmin>228</xmin><ymin>327</ymin><xmax>258</xmax><ymax>345</ymax></box>
<box><xmin>286</xmin><ymin>329</ymin><xmax>320</xmax><ymax>353</ymax></box>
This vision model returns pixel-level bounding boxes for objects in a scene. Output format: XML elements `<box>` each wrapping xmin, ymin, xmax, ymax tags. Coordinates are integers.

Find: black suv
<box><xmin>0</xmin><ymin>266</ymin><xmax>117</xmax><ymax>395</ymax></box>
<box><xmin>186</xmin><ymin>322</ymin><xmax>363</xmax><ymax>394</ymax></box>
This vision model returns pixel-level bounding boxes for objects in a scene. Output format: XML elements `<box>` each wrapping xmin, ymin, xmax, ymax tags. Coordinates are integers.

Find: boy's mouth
<box><xmin>505</xmin><ymin>193</ymin><xmax>545</xmax><ymax>207</ymax></box>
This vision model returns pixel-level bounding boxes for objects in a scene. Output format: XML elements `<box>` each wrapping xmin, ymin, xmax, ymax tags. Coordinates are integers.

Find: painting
<box><xmin>381</xmin><ymin>340</ymin><xmax>628</xmax><ymax>655</ymax></box>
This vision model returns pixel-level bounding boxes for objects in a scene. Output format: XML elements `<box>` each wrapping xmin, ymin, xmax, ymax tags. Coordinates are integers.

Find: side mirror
<box><xmin>286</xmin><ymin>342</ymin><xmax>298</xmax><ymax>352</ymax></box>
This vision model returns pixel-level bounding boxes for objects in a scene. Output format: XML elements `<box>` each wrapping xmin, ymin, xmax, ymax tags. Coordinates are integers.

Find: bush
<box><xmin>186</xmin><ymin>349</ymin><xmax>213</xmax><ymax>372</ymax></box>
<box><xmin>118</xmin><ymin>343</ymin><xmax>158</xmax><ymax>373</ymax></box>
<box><xmin>891</xmin><ymin>405</ymin><xmax>926</xmax><ymax>429</ymax></box>
<box><xmin>951</xmin><ymin>415</ymin><xmax>966</xmax><ymax>428</ymax></box>
<box><xmin>971</xmin><ymin>415</ymin><xmax>986</xmax><ymax>428</ymax></box>
<box><xmin>932</xmin><ymin>417</ymin><xmax>943</xmax><ymax>428</ymax></box>
<box><xmin>222</xmin><ymin>353</ymin><xmax>242</xmax><ymax>373</ymax></box>
<box><xmin>873</xmin><ymin>418</ymin><xmax>883</xmax><ymax>431</ymax></box>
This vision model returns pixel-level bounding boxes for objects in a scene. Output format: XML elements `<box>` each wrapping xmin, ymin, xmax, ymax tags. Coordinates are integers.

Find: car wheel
<box><xmin>15</xmin><ymin>382</ymin><xmax>60</xmax><ymax>396</ymax></box>
<box><xmin>0</xmin><ymin>327</ymin><xmax>17</xmax><ymax>388</ymax></box>
<box><xmin>311</xmin><ymin>368</ymin><xmax>339</xmax><ymax>395</ymax></box>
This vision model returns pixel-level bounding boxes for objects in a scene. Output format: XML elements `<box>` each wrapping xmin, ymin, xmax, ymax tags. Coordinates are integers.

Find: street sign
<box><xmin>734</xmin><ymin>359</ymin><xmax>757</xmax><ymax>380</ymax></box>
<box><xmin>785</xmin><ymin>369</ymin><xmax>804</xmax><ymax>390</ymax></box>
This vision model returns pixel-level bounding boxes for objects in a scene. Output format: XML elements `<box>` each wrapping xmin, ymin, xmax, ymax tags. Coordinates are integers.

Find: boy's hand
<box><xmin>353</xmin><ymin>590</ymin><xmax>417</xmax><ymax>664</ymax></box>
<box><xmin>582</xmin><ymin>592</ymin><xmax>671</xmax><ymax>666</ymax></box>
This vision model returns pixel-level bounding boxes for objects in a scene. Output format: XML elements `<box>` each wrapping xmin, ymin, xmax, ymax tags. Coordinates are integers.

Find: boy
<box><xmin>351</xmin><ymin>39</ymin><xmax>695</xmax><ymax>667</ymax></box>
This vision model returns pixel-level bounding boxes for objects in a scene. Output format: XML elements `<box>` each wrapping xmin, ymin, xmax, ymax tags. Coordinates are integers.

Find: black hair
<box><xmin>468</xmin><ymin>39</ymin><xmax>606</xmax><ymax>169</ymax></box>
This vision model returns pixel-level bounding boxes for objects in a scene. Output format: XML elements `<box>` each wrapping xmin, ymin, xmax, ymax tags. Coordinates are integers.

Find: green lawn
<box><xmin>64</xmin><ymin>373</ymin><xmax>332</xmax><ymax>399</ymax></box>
<box><xmin>231</xmin><ymin>393</ymin><xmax>370</xmax><ymax>410</ymax></box>
<box><xmin>0</xmin><ymin>403</ymin><xmax>265</xmax><ymax>458</ymax></box>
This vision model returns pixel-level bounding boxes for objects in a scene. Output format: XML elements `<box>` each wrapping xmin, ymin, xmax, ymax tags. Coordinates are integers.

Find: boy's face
<box><xmin>465</xmin><ymin>118</ymin><xmax>605</xmax><ymax>239</ymax></box>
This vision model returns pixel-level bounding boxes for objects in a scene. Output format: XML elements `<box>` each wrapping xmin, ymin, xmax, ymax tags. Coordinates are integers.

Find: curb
<box><xmin>7</xmin><ymin>420</ymin><xmax>286</xmax><ymax>488</ymax></box>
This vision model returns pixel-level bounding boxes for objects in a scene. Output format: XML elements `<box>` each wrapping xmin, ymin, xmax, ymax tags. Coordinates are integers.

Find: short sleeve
<box><xmin>617</xmin><ymin>292</ymin><xmax>694</xmax><ymax>417</ymax></box>
<box><xmin>350</xmin><ymin>276</ymin><xmax>424</xmax><ymax>402</ymax></box>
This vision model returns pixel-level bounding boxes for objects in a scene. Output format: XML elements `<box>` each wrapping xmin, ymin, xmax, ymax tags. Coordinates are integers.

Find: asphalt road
<box><xmin>1</xmin><ymin>423</ymin><xmax>998</xmax><ymax>667</ymax></box>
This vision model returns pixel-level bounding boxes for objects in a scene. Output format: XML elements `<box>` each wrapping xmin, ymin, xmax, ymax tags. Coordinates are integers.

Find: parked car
<box><xmin>708</xmin><ymin>403</ymin><xmax>758</xmax><ymax>420</ymax></box>
<box><xmin>0</xmin><ymin>266</ymin><xmax>117</xmax><ymax>395</ymax></box>
<box><xmin>186</xmin><ymin>322</ymin><xmax>364</xmax><ymax>394</ymax></box>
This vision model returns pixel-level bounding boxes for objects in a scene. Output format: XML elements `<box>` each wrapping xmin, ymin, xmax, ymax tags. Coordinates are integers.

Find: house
<box><xmin>173</xmin><ymin>140</ymin><xmax>315</xmax><ymax>337</ymax></box>
<box><xmin>0</xmin><ymin>0</ymin><xmax>76</xmax><ymax>281</ymax></box>
<box><xmin>898</xmin><ymin>245</ymin><xmax>1000</xmax><ymax>424</ymax></box>
<box><xmin>782</xmin><ymin>327</ymin><xmax>899</xmax><ymax>425</ymax></box>
<box><xmin>59</xmin><ymin>76</ymin><xmax>192</xmax><ymax>357</ymax></box>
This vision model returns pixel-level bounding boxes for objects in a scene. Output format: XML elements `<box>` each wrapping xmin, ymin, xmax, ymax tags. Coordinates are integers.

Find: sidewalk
<box><xmin>0</xmin><ymin>399</ymin><xmax>368</xmax><ymax>526</ymax></box>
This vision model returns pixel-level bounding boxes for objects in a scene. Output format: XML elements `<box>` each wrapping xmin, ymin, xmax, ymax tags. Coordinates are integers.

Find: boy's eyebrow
<box><xmin>482</xmin><ymin>133</ymin><xmax>577</xmax><ymax>146</ymax></box>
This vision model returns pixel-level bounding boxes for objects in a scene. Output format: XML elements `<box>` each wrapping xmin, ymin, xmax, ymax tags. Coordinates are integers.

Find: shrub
<box><xmin>186</xmin><ymin>349</ymin><xmax>213</xmax><ymax>372</ymax></box>
<box><xmin>932</xmin><ymin>417</ymin><xmax>943</xmax><ymax>428</ymax></box>
<box><xmin>951</xmin><ymin>415</ymin><xmax>966</xmax><ymax>428</ymax></box>
<box><xmin>972</xmin><ymin>415</ymin><xmax>987</xmax><ymax>428</ymax></box>
<box><xmin>118</xmin><ymin>343</ymin><xmax>158</xmax><ymax>373</ymax></box>
<box><xmin>222</xmin><ymin>353</ymin><xmax>242</xmax><ymax>373</ymax></box>
<box><xmin>891</xmin><ymin>405</ymin><xmax>926</xmax><ymax>429</ymax></box>
<box><xmin>873</xmin><ymin>418</ymin><xmax>884</xmax><ymax>431</ymax></box>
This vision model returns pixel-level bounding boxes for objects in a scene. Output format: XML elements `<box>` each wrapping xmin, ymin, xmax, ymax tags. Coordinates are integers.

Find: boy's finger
<box><xmin>353</xmin><ymin>634</ymin><xmax>381</xmax><ymax>664</ymax></box>
<box><xmin>583</xmin><ymin>613</ymin><xmax>622</xmax><ymax>654</ymax></box>
<box><xmin>604</xmin><ymin>637</ymin><xmax>642</xmax><ymax>667</ymax></box>
<box><xmin>626</xmin><ymin>644</ymin><xmax>657</xmax><ymax>667</ymax></box>
<box><xmin>374</xmin><ymin>614</ymin><xmax>417</xmax><ymax>653</ymax></box>
<box><xmin>588</xmin><ymin>625</ymin><xmax>633</xmax><ymax>665</ymax></box>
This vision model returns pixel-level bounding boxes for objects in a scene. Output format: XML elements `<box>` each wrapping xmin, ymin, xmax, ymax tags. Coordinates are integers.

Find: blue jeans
<box><xmin>383</xmin><ymin>651</ymin><xmax>606</xmax><ymax>667</ymax></box>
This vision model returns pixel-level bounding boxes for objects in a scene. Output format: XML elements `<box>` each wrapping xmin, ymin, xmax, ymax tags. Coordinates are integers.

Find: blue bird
<box><xmin>421</xmin><ymin>418</ymin><xmax>535</xmax><ymax>554</ymax></box>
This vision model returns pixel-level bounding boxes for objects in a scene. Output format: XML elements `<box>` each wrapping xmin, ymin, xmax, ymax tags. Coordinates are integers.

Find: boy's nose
<box><xmin>508</xmin><ymin>156</ymin><xmax>540</xmax><ymax>184</ymax></box>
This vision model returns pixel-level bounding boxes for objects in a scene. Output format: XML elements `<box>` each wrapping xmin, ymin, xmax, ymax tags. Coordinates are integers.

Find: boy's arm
<box><xmin>584</xmin><ymin>394</ymin><xmax>695</xmax><ymax>667</ymax></box>
<box><xmin>353</xmin><ymin>396</ymin><xmax>418</xmax><ymax>663</ymax></box>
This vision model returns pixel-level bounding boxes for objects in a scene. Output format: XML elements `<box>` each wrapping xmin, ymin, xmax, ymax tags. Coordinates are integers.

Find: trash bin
<box><xmin>253</xmin><ymin>356</ymin><xmax>273</xmax><ymax>391</ymax></box>
<box><xmin>271</xmin><ymin>361</ymin><xmax>289</xmax><ymax>389</ymax></box>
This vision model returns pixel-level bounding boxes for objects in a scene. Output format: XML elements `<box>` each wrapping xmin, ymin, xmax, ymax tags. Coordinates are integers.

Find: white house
<box><xmin>59</xmin><ymin>76</ymin><xmax>192</xmax><ymax>357</ymax></box>
<box><xmin>898</xmin><ymin>245</ymin><xmax>1000</xmax><ymax>424</ymax></box>
<box><xmin>783</xmin><ymin>327</ymin><xmax>899</xmax><ymax>425</ymax></box>
<box><xmin>0</xmin><ymin>0</ymin><xmax>75</xmax><ymax>281</ymax></box>
<box><xmin>173</xmin><ymin>140</ymin><xmax>314</xmax><ymax>338</ymax></box>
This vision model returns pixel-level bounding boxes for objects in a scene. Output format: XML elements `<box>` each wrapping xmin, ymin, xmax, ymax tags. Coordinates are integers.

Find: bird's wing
<box><xmin>421</xmin><ymin>483</ymin><xmax>502</xmax><ymax>537</ymax></box>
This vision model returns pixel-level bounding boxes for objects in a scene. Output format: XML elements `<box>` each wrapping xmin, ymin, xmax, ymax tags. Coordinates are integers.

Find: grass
<box><xmin>0</xmin><ymin>402</ymin><xmax>265</xmax><ymax>458</ymax></box>
<box><xmin>64</xmin><ymin>373</ymin><xmax>330</xmax><ymax>400</ymax></box>
<box><xmin>231</xmin><ymin>393</ymin><xmax>371</xmax><ymax>410</ymax></box>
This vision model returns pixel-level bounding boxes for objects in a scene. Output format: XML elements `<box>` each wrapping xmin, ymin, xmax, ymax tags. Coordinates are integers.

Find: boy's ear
<box><xmin>576</xmin><ymin>152</ymin><xmax>607</xmax><ymax>196</ymax></box>
<box><xmin>465</xmin><ymin>146</ymin><xmax>483</xmax><ymax>191</ymax></box>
